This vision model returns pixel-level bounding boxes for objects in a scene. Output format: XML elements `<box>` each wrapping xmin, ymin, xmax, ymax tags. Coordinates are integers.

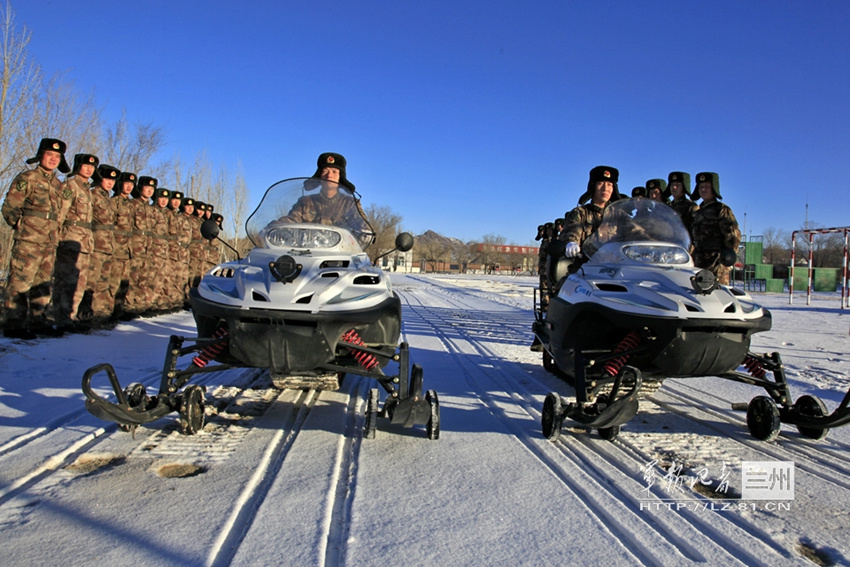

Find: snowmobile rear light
<box><xmin>265</xmin><ymin>227</ymin><xmax>342</xmax><ymax>248</ymax></box>
<box><xmin>623</xmin><ymin>244</ymin><xmax>689</xmax><ymax>265</ymax></box>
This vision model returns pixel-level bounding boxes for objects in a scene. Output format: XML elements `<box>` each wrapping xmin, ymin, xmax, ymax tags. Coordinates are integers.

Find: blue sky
<box><xmin>14</xmin><ymin>1</ymin><xmax>850</xmax><ymax>245</ymax></box>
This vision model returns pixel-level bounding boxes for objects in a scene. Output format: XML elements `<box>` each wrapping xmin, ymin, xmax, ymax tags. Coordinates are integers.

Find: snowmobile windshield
<box><xmin>581</xmin><ymin>198</ymin><xmax>692</xmax><ymax>260</ymax></box>
<box><xmin>246</xmin><ymin>177</ymin><xmax>376</xmax><ymax>250</ymax></box>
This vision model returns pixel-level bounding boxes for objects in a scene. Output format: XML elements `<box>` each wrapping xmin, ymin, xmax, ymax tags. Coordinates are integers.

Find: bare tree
<box><xmin>102</xmin><ymin>107</ymin><xmax>166</xmax><ymax>174</ymax></box>
<box><xmin>363</xmin><ymin>203</ymin><xmax>402</xmax><ymax>261</ymax></box>
<box><xmin>415</xmin><ymin>231</ymin><xmax>451</xmax><ymax>272</ymax></box>
<box><xmin>0</xmin><ymin>0</ymin><xmax>42</xmax><ymax>183</ymax></box>
<box><xmin>30</xmin><ymin>72</ymin><xmax>104</xmax><ymax>156</ymax></box>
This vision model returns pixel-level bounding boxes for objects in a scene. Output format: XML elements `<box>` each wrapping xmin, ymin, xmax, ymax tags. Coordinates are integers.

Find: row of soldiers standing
<box><xmin>536</xmin><ymin>167</ymin><xmax>741</xmax><ymax>310</ymax></box>
<box><xmin>2</xmin><ymin>137</ymin><xmax>224</xmax><ymax>340</ymax></box>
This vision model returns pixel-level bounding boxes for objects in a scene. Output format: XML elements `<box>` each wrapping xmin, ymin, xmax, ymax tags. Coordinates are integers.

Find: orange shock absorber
<box><xmin>602</xmin><ymin>331</ymin><xmax>641</xmax><ymax>377</ymax></box>
<box><xmin>192</xmin><ymin>325</ymin><xmax>229</xmax><ymax>368</ymax></box>
<box><xmin>341</xmin><ymin>329</ymin><xmax>380</xmax><ymax>370</ymax></box>
<box><xmin>743</xmin><ymin>355</ymin><xmax>766</xmax><ymax>379</ymax></box>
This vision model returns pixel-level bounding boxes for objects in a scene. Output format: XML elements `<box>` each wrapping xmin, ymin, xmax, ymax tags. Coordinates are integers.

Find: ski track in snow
<box><xmin>397</xmin><ymin>277</ymin><xmax>801</xmax><ymax>565</ymax></box>
<box><xmin>1</xmin><ymin>274</ymin><xmax>848</xmax><ymax>565</ymax></box>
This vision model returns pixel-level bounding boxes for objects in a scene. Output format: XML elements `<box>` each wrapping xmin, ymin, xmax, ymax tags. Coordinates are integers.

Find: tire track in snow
<box><xmin>397</xmin><ymin>281</ymin><xmax>801</xmax><ymax>566</ymax></box>
<box><xmin>206</xmin><ymin>386</ymin><xmax>321</xmax><ymax>567</ymax></box>
<box><xmin>206</xmin><ymin>375</ymin><xmax>368</xmax><ymax>567</ymax></box>
<box><xmin>398</xmin><ymin>289</ymin><xmax>705</xmax><ymax>565</ymax></box>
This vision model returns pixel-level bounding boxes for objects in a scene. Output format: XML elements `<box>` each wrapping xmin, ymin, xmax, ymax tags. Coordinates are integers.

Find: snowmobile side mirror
<box><xmin>720</xmin><ymin>248</ymin><xmax>737</xmax><ymax>267</ymax></box>
<box><xmin>200</xmin><ymin>218</ymin><xmax>242</xmax><ymax>260</ymax></box>
<box><xmin>395</xmin><ymin>232</ymin><xmax>414</xmax><ymax>252</ymax></box>
<box><xmin>200</xmin><ymin>219</ymin><xmax>220</xmax><ymax>240</ymax></box>
<box><xmin>371</xmin><ymin>232</ymin><xmax>415</xmax><ymax>266</ymax></box>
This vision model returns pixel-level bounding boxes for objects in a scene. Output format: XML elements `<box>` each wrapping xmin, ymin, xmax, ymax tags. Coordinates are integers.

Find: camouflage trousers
<box><xmin>124</xmin><ymin>254</ymin><xmax>152</xmax><ymax>313</ymax></box>
<box><xmin>3</xmin><ymin>239</ymin><xmax>57</xmax><ymax>326</ymax></box>
<box><xmin>110</xmin><ymin>256</ymin><xmax>131</xmax><ymax>316</ymax></box>
<box><xmin>167</xmin><ymin>256</ymin><xmax>190</xmax><ymax>309</ymax></box>
<box><xmin>88</xmin><ymin>250</ymin><xmax>115</xmax><ymax>318</ymax></box>
<box><xmin>148</xmin><ymin>253</ymin><xmax>169</xmax><ymax>310</ymax></box>
<box><xmin>53</xmin><ymin>242</ymin><xmax>89</xmax><ymax>325</ymax></box>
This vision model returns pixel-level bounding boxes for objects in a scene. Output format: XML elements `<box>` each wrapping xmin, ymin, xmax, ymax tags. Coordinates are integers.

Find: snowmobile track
<box><xmin>398</xmin><ymin>285</ymin><xmax>805</xmax><ymax>565</ymax></box>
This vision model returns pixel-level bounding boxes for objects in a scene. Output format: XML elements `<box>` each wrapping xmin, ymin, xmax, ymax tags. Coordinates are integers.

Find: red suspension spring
<box><xmin>602</xmin><ymin>331</ymin><xmax>641</xmax><ymax>377</ymax></box>
<box><xmin>341</xmin><ymin>329</ymin><xmax>380</xmax><ymax>370</ymax></box>
<box><xmin>192</xmin><ymin>326</ymin><xmax>229</xmax><ymax>368</ymax></box>
<box><xmin>742</xmin><ymin>355</ymin><xmax>766</xmax><ymax>379</ymax></box>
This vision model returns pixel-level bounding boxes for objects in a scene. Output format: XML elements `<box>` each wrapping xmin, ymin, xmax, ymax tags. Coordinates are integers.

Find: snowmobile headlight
<box><xmin>623</xmin><ymin>244</ymin><xmax>690</xmax><ymax>265</ymax></box>
<box><xmin>265</xmin><ymin>227</ymin><xmax>342</xmax><ymax>248</ymax></box>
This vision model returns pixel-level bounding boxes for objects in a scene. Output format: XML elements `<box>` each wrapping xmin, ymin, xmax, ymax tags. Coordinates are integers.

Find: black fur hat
<box><xmin>132</xmin><ymin>176</ymin><xmax>158</xmax><ymax>199</ymax></box>
<box><xmin>631</xmin><ymin>186</ymin><xmax>647</xmax><ymax>197</ymax></box>
<box><xmin>692</xmin><ymin>171</ymin><xmax>721</xmax><ymax>200</ymax></box>
<box><xmin>154</xmin><ymin>188</ymin><xmax>170</xmax><ymax>199</ymax></box>
<box><xmin>312</xmin><ymin>152</ymin><xmax>355</xmax><ymax>191</ymax></box>
<box><xmin>664</xmin><ymin>171</ymin><xmax>691</xmax><ymax>200</ymax></box>
<box><xmin>26</xmin><ymin>138</ymin><xmax>70</xmax><ymax>173</ymax></box>
<box><xmin>168</xmin><ymin>190</ymin><xmax>184</xmax><ymax>209</ymax></box>
<box><xmin>578</xmin><ymin>165</ymin><xmax>620</xmax><ymax>205</ymax></box>
<box><xmin>181</xmin><ymin>197</ymin><xmax>195</xmax><ymax>209</ymax></box>
<box><xmin>114</xmin><ymin>172</ymin><xmax>137</xmax><ymax>195</ymax></box>
<box><xmin>71</xmin><ymin>153</ymin><xmax>99</xmax><ymax>175</ymax></box>
<box><xmin>92</xmin><ymin>164</ymin><xmax>120</xmax><ymax>186</ymax></box>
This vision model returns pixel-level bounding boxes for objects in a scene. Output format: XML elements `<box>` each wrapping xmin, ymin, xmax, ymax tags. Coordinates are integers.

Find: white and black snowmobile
<box><xmin>83</xmin><ymin>177</ymin><xmax>439</xmax><ymax>439</ymax></box>
<box><xmin>533</xmin><ymin>197</ymin><xmax>850</xmax><ymax>442</ymax></box>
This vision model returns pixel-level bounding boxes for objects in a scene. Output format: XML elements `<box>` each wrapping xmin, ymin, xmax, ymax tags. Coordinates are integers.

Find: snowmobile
<box><xmin>83</xmin><ymin>177</ymin><xmax>439</xmax><ymax>439</ymax></box>
<box><xmin>533</xmin><ymin>198</ymin><xmax>850</xmax><ymax>442</ymax></box>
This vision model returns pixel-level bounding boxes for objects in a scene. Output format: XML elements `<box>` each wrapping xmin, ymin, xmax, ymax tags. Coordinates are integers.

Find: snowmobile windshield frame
<box><xmin>581</xmin><ymin>197</ymin><xmax>692</xmax><ymax>259</ymax></box>
<box><xmin>246</xmin><ymin>177</ymin><xmax>376</xmax><ymax>250</ymax></box>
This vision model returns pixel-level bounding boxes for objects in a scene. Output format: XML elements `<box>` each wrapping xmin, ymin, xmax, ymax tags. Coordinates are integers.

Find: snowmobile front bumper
<box><xmin>189</xmin><ymin>288</ymin><xmax>401</xmax><ymax>374</ymax></box>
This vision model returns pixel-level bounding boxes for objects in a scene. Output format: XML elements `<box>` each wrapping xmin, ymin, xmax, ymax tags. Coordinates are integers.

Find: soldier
<box><xmin>690</xmin><ymin>172</ymin><xmax>741</xmax><ymax>285</ymax></box>
<box><xmin>124</xmin><ymin>176</ymin><xmax>157</xmax><ymax>317</ymax></box>
<box><xmin>188</xmin><ymin>200</ymin><xmax>206</xmax><ymax>289</ymax></box>
<box><xmin>645</xmin><ymin>179</ymin><xmax>668</xmax><ymax>203</ymax></box>
<box><xmin>664</xmin><ymin>171</ymin><xmax>699</xmax><ymax>235</ymax></box>
<box><xmin>180</xmin><ymin>197</ymin><xmax>198</xmax><ymax>302</ymax></box>
<box><xmin>281</xmin><ymin>153</ymin><xmax>367</xmax><ymax>234</ymax></box>
<box><xmin>1</xmin><ymin>138</ymin><xmax>71</xmax><ymax>339</ymax></box>
<box><xmin>149</xmin><ymin>187</ymin><xmax>172</xmax><ymax>311</ymax></box>
<box><xmin>110</xmin><ymin>172</ymin><xmax>136</xmax><ymax>319</ymax></box>
<box><xmin>558</xmin><ymin>166</ymin><xmax>621</xmax><ymax>257</ymax></box>
<box><xmin>53</xmin><ymin>154</ymin><xmax>98</xmax><ymax>332</ymax></box>
<box><xmin>166</xmin><ymin>190</ymin><xmax>189</xmax><ymax>311</ymax></box>
<box><xmin>86</xmin><ymin>164</ymin><xmax>120</xmax><ymax>327</ymax></box>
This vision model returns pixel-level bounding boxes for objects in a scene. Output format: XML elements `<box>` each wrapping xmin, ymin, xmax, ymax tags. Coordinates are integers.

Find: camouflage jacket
<box><xmin>59</xmin><ymin>175</ymin><xmax>94</xmax><ymax>253</ymax></box>
<box><xmin>670</xmin><ymin>197</ymin><xmax>700</xmax><ymax>234</ymax></box>
<box><xmin>558</xmin><ymin>203</ymin><xmax>607</xmax><ymax>246</ymax></box>
<box><xmin>112</xmin><ymin>194</ymin><xmax>134</xmax><ymax>259</ymax></box>
<box><xmin>91</xmin><ymin>186</ymin><xmax>117</xmax><ymax>254</ymax></box>
<box><xmin>283</xmin><ymin>192</ymin><xmax>366</xmax><ymax>232</ymax></box>
<box><xmin>691</xmin><ymin>200</ymin><xmax>740</xmax><ymax>254</ymax></box>
<box><xmin>2</xmin><ymin>166</ymin><xmax>67</xmax><ymax>245</ymax></box>
<box><xmin>149</xmin><ymin>205</ymin><xmax>171</xmax><ymax>259</ymax></box>
<box><xmin>129</xmin><ymin>199</ymin><xmax>154</xmax><ymax>256</ymax></box>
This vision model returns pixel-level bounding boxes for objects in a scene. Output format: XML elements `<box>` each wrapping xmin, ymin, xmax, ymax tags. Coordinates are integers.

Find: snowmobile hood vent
<box><xmin>321</xmin><ymin>260</ymin><xmax>350</xmax><ymax>268</ymax></box>
<box><xmin>595</xmin><ymin>283</ymin><xmax>628</xmax><ymax>292</ymax></box>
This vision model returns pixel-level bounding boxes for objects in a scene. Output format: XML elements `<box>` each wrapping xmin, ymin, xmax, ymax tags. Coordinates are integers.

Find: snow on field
<box><xmin>0</xmin><ymin>273</ymin><xmax>848</xmax><ymax>566</ymax></box>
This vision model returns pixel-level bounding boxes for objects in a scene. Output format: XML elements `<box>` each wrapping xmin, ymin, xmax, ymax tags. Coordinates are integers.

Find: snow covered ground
<box><xmin>1</xmin><ymin>273</ymin><xmax>848</xmax><ymax>566</ymax></box>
